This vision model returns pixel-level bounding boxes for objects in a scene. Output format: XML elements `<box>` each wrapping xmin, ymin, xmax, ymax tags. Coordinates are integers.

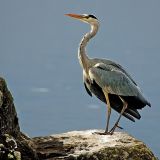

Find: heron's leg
<box><xmin>109</xmin><ymin>96</ymin><xmax>127</xmax><ymax>134</ymax></box>
<box><xmin>93</xmin><ymin>91</ymin><xmax>112</xmax><ymax>135</ymax></box>
<box><xmin>103</xmin><ymin>91</ymin><xmax>112</xmax><ymax>134</ymax></box>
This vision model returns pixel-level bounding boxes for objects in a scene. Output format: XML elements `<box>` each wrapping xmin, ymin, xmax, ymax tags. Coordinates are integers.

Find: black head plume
<box><xmin>88</xmin><ymin>14</ymin><xmax>97</xmax><ymax>19</ymax></box>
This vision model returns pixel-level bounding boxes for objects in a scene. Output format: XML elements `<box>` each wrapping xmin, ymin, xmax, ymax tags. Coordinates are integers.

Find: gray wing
<box><xmin>89</xmin><ymin>62</ymin><xmax>143</xmax><ymax>97</ymax></box>
<box><xmin>92</xmin><ymin>58</ymin><xmax>137</xmax><ymax>86</ymax></box>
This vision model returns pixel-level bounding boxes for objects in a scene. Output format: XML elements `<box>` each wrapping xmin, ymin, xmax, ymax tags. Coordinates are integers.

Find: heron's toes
<box><xmin>109</xmin><ymin>123</ymin><xmax>123</xmax><ymax>135</ymax></box>
<box><xmin>117</xmin><ymin>125</ymin><xmax>123</xmax><ymax>130</ymax></box>
<box><xmin>93</xmin><ymin>131</ymin><xmax>112</xmax><ymax>135</ymax></box>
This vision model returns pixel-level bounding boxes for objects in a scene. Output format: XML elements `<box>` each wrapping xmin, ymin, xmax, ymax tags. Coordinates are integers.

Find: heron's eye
<box><xmin>88</xmin><ymin>15</ymin><xmax>97</xmax><ymax>19</ymax></box>
<box><xmin>84</xmin><ymin>15</ymin><xmax>90</xmax><ymax>19</ymax></box>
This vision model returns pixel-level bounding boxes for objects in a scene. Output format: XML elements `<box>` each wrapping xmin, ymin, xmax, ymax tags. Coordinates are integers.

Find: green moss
<box><xmin>75</xmin><ymin>144</ymin><xmax>158</xmax><ymax>160</ymax></box>
<box><xmin>8</xmin><ymin>153</ymin><xmax>14</xmax><ymax>159</ymax></box>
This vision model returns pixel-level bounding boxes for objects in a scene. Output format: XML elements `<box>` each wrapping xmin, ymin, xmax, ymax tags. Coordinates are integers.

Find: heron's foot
<box><xmin>93</xmin><ymin>124</ymin><xmax>123</xmax><ymax>135</ymax></box>
<box><xmin>117</xmin><ymin>125</ymin><xmax>123</xmax><ymax>130</ymax></box>
<box><xmin>109</xmin><ymin>123</ymin><xmax>123</xmax><ymax>135</ymax></box>
<box><xmin>93</xmin><ymin>131</ymin><xmax>112</xmax><ymax>135</ymax></box>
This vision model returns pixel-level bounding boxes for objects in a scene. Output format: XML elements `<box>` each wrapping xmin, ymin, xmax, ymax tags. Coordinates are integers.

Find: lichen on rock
<box><xmin>0</xmin><ymin>134</ymin><xmax>21</xmax><ymax>160</ymax></box>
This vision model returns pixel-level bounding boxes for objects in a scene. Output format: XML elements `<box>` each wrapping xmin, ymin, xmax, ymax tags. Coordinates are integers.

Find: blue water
<box><xmin>0</xmin><ymin>1</ymin><xmax>160</xmax><ymax>158</ymax></box>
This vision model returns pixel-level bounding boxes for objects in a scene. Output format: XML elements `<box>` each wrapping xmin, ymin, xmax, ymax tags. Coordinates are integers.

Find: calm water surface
<box><xmin>0</xmin><ymin>1</ymin><xmax>160</xmax><ymax>158</ymax></box>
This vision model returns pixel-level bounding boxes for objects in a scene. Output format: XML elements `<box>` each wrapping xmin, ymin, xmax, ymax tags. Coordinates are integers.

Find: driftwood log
<box><xmin>0</xmin><ymin>77</ymin><xmax>158</xmax><ymax>160</ymax></box>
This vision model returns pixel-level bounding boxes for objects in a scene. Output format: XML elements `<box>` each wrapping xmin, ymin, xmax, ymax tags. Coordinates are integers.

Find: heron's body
<box><xmin>65</xmin><ymin>13</ymin><xmax>151</xmax><ymax>134</ymax></box>
<box><xmin>83</xmin><ymin>58</ymin><xmax>150</xmax><ymax>122</ymax></box>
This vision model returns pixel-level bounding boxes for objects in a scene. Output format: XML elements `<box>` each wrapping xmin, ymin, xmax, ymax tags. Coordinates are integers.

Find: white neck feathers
<box><xmin>78</xmin><ymin>22</ymin><xmax>99</xmax><ymax>73</ymax></box>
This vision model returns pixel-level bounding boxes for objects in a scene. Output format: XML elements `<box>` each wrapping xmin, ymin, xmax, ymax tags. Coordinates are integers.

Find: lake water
<box><xmin>0</xmin><ymin>1</ymin><xmax>160</xmax><ymax>158</ymax></box>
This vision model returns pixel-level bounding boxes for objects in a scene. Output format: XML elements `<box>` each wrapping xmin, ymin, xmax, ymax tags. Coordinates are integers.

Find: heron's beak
<box><xmin>65</xmin><ymin>13</ymin><xmax>84</xmax><ymax>21</ymax></box>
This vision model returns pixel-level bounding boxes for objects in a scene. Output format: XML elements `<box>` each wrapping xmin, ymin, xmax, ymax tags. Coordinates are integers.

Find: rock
<box><xmin>0</xmin><ymin>78</ymin><xmax>20</xmax><ymax>136</ymax></box>
<box><xmin>32</xmin><ymin>130</ymin><xmax>158</xmax><ymax>160</ymax></box>
<box><xmin>0</xmin><ymin>134</ymin><xmax>21</xmax><ymax>160</ymax></box>
<box><xmin>0</xmin><ymin>90</ymin><xmax>3</xmax><ymax>107</ymax></box>
<box><xmin>0</xmin><ymin>77</ymin><xmax>38</xmax><ymax>160</ymax></box>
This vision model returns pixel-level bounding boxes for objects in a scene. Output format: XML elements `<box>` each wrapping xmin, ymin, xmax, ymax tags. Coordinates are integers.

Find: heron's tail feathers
<box><xmin>122</xmin><ymin>112</ymin><xmax>135</xmax><ymax>122</ymax></box>
<box><xmin>125</xmin><ymin>108</ymin><xmax>141</xmax><ymax>120</ymax></box>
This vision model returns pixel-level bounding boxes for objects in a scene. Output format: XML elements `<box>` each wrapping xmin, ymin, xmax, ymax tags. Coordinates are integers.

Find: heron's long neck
<box><xmin>78</xmin><ymin>23</ymin><xmax>99</xmax><ymax>73</ymax></box>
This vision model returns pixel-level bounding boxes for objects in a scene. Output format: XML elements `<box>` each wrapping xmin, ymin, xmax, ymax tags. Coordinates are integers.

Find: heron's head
<box><xmin>65</xmin><ymin>13</ymin><xmax>99</xmax><ymax>26</ymax></box>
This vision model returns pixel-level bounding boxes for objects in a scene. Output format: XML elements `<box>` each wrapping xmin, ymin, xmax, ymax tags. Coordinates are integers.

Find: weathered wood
<box><xmin>0</xmin><ymin>77</ymin><xmax>158</xmax><ymax>160</ymax></box>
